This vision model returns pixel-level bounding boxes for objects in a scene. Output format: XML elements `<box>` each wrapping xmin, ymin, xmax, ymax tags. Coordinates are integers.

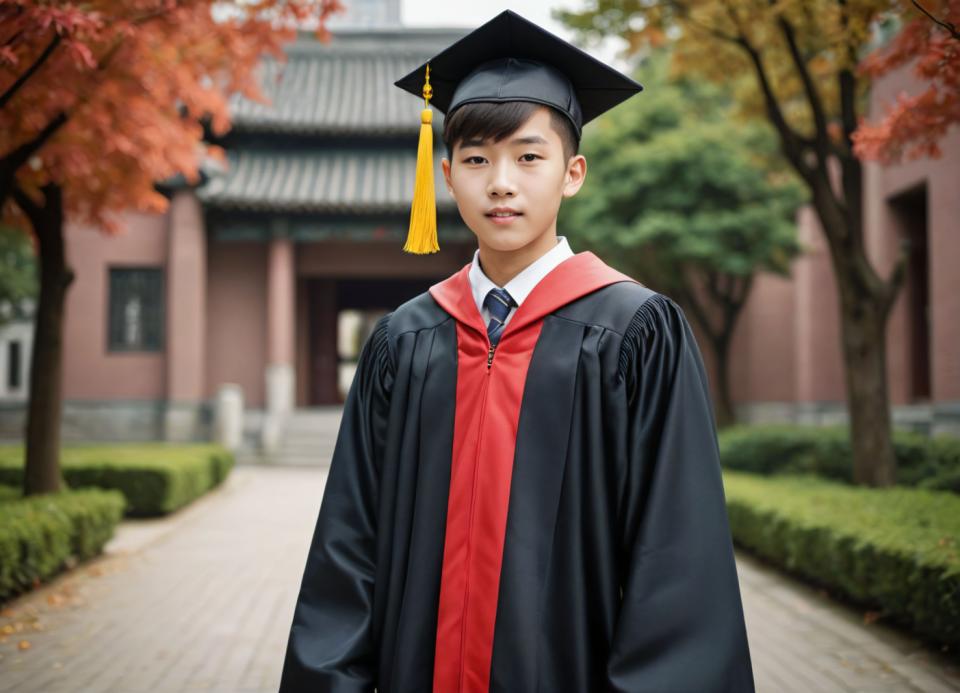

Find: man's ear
<box><xmin>562</xmin><ymin>154</ymin><xmax>587</xmax><ymax>198</ymax></box>
<box><xmin>441</xmin><ymin>157</ymin><xmax>455</xmax><ymax>198</ymax></box>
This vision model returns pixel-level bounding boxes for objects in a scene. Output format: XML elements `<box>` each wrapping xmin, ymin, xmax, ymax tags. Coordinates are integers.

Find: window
<box><xmin>108</xmin><ymin>268</ymin><xmax>165</xmax><ymax>352</ymax></box>
<box><xmin>7</xmin><ymin>340</ymin><xmax>20</xmax><ymax>389</ymax></box>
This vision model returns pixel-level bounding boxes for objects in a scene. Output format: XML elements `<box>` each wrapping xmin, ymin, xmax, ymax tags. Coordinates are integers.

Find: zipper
<box><xmin>459</xmin><ymin>340</ymin><xmax>492</xmax><ymax>691</ymax></box>
<box><xmin>457</xmin><ymin>330</ymin><xmax>497</xmax><ymax>689</ymax></box>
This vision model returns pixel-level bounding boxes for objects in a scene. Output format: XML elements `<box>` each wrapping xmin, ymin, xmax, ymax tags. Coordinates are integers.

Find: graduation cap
<box><xmin>393</xmin><ymin>9</ymin><xmax>644</xmax><ymax>254</ymax></box>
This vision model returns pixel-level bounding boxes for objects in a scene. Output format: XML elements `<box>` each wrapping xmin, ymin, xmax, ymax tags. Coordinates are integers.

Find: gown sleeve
<box><xmin>279</xmin><ymin>312</ymin><xmax>394</xmax><ymax>693</ymax></box>
<box><xmin>606</xmin><ymin>294</ymin><xmax>755</xmax><ymax>693</ymax></box>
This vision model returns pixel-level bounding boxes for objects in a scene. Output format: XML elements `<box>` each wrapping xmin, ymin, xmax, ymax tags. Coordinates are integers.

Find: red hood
<box><xmin>428</xmin><ymin>251</ymin><xmax>637</xmax><ymax>338</ymax></box>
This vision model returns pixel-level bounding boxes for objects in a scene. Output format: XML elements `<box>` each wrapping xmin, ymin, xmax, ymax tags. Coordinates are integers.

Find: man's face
<box><xmin>441</xmin><ymin>106</ymin><xmax>586</xmax><ymax>255</ymax></box>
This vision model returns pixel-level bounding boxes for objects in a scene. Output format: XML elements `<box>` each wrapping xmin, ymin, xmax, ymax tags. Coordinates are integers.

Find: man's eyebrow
<box><xmin>459</xmin><ymin>135</ymin><xmax>549</xmax><ymax>149</ymax></box>
<box><xmin>510</xmin><ymin>135</ymin><xmax>549</xmax><ymax>145</ymax></box>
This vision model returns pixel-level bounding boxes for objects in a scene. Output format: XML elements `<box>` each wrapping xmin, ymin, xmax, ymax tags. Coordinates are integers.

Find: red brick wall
<box><xmin>62</xmin><ymin>212</ymin><xmax>168</xmax><ymax>400</ymax></box>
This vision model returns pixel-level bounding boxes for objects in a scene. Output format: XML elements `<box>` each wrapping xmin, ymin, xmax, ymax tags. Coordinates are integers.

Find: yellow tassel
<box><xmin>403</xmin><ymin>64</ymin><xmax>439</xmax><ymax>254</ymax></box>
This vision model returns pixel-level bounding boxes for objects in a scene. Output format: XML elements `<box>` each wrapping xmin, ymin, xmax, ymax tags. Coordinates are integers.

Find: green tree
<box><xmin>562</xmin><ymin>55</ymin><xmax>803</xmax><ymax>426</ymax></box>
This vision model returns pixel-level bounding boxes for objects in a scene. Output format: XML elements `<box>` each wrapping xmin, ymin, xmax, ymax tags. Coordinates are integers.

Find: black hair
<box><xmin>442</xmin><ymin>101</ymin><xmax>580</xmax><ymax>164</ymax></box>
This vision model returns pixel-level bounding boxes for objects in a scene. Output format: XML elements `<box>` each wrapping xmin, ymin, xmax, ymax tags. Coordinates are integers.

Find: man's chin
<box><xmin>475</xmin><ymin>233</ymin><xmax>532</xmax><ymax>253</ymax></box>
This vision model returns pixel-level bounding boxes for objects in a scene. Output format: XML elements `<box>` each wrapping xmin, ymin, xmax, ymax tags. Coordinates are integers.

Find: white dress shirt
<box><xmin>468</xmin><ymin>235</ymin><xmax>574</xmax><ymax>328</ymax></box>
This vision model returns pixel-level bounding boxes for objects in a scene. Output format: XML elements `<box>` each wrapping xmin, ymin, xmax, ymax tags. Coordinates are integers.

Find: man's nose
<box><xmin>487</xmin><ymin>161</ymin><xmax>517</xmax><ymax>197</ymax></box>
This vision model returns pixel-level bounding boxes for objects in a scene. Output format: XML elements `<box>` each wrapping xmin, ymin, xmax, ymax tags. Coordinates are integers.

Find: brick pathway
<box><xmin>738</xmin><ymin>551</ymin><xmax>960</xmax><ymax>691</ymax></box>
<box><xmin>1</xmin><ymin>463</ymin><xmax>958</xmax><ymax>692</ymax></box>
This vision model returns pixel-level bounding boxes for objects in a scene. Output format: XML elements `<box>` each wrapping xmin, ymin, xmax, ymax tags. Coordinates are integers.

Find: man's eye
<box><xmin>463</xmin><ymin>156</ymin><xmax>486</xmax><ymax>164</ymax></box>
<box><xmin>520</xmin><ymin>153</ymin><xmax>541</xmax><ymax>162</ymax></box>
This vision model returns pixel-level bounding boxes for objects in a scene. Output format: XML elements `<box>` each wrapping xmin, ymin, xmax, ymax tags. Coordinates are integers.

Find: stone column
<box><xmin>164</xmin><ymin>189</ymin><xmax>207</xmax><ymax>441</ymax></box>
<box><xmin>263</xmin><ymin>226</ymin><xmax>296</xmax><ymax>456</ymax></box>
<box><xmin>214</xmin><ymin>383</ymin><xmax>244</xmax><ymax>451</ymax></box>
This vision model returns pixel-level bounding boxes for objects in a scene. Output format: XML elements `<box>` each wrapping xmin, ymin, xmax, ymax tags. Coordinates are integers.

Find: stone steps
<box><xmin>263</xmin><ymin>408</ymin><xmax>344</xmax><ymax>467</ymax></box>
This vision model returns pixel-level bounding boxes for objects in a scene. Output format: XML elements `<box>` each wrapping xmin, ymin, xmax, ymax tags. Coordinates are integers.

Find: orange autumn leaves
<box><xmin>852</xmin><ymin>0</ymin><xmax>960</xmax><ymax>164</ymax></box>
<box><xmin>0</xmin><ymin>0</ymin><xmax>344</xmax><ymax>234</ymax></box>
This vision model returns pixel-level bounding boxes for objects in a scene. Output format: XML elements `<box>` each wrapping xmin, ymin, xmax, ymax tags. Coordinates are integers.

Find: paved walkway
<box><xmin>1</xmin><ymin>464</ymin><xmax>958</xmax><ymax>692</ymax></box>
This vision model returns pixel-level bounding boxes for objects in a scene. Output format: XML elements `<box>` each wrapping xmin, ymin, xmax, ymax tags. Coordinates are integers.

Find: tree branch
<box><xmin>12</xmin><ymin>182</ymin><xmax>64</xmax><ymax>243</ymax></box>
<box><xmin>741</xmin><ymin>41</ymin><xmax>816</xmax><ymax>184</ymax></box>
<box><xmin>836</xmin><ymin>0</ymin><xmax>864</xmax><ymax>248</ymax></box>
<box><xmin>836</xmin><ymin>0</ymin><xmax>860</xmax><ymax>151</ymax></box>
<box><xmin>838</xmin><ymin>68</ymin><xmax>859</xmax><ymax>147</ymax></box>
<box><xmin>0</xmin><ymin>32</ymin><xmax>61</xmax><ymax>110</ymax></box>
<box><xmin>837</xmin><ymin>69</ymin><xmax>863</xmax><ymax>239</ymax></box>
<box><xmin>707</xmin><ymin>268</ymin><xmax>720</xmax><ymax>301</ymax></box>
<box><xmin>0</xmin><ymin>5</ymin><xmax>24</xmax><ymax>44</ymax></box>
<box><xmin>911</xmin><ymin>0</ymin><xmax>960</xmax><ymax>40</ymax></box>
<box><xmin>10</xmin><ymin>183</ymin><xmax>41</xmax><ymax>222</ymax></box>
<box><xmin>713</xmin><ymin>0</ymin><xmax>816</xmax><ymax>184</ymax></box>
<box><xmin>881</xmin><ymin>241</ymin><xmax>910</xmax><ymax>316</ymax></box>
<box><xmin>2</xmin><ymin>28</ymin><xmax>25</xmax><ymax>49</ymax></box>
<box><xmin>735</xmin><ymin>273</ymin><xmax>754</xmax><ymax>307</ymax></box>
<box><xmin>716</xmin><ymin>273</ymin><xmax>739</xmax><ymax>327</ymax></box>
<box><xmin>1</xmin><ymin>110</ymin><xmax>68</xmax><ymax>177</ymax></box>
<box><xmin>675</xmin><ymin>278</ymin><xmax>720</xmax><ymax>344</ymax></box>
<box><xmin>668</xmin><ymin>0</ymin><xmax>745</xmax><ymax>45</ymax></box>
<box><xmin>777</xmin><ymin>14</ymin><xmax>831</xmax><ymax>161</ymax></box>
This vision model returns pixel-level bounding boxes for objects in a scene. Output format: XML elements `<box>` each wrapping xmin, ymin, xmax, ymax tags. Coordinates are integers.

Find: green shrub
<box><xmin>719</xmin><ymin>425</ymin><xmax>960</xmax><ymax>492</ymax></box>
<box><xmin>205</xmin><ymin>445</ymin><xmax>236</xmax><ymax>486</ymax></box>
<box><xmin>0</xmin><ymin>444</ymin><xmax>234</xmax><ymax>517</ymax></box>
<box><xmin>920</xmin><ymin>437</ymin><xmax>960</xmax><ymax>493</ymax></box>
<box><xmin>0</xmin><ymin>488</ymin><xmax>126</xmax><ymax>602</ymax></box>
<box><xmin>723</xmin><ymin>470</ymin><xmax>960</xmax><ymax>651</ymax></box>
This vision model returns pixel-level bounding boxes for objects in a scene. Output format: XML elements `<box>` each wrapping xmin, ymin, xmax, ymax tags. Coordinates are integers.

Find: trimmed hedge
<box><xmin>0</xmin><ymin>444</ymin><xmax>234</xmax><ymax>517</ymax></box>
<box><xmin>719</xmin><ymin>425</ymin><xmax>960</xmax><ymax>493</ymax></box>
<box><xmin>723</xmin><ymin>470</ymin><xmax>960</xmax><ymax>652</ymax></box>
<box><xmin>0</xmin><ymin>488</ymin><xmax>126</xmax><ymax>602</ymax></box>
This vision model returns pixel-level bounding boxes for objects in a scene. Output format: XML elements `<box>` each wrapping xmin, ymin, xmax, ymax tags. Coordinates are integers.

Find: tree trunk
<box><xmin>713</xmin><ymin>335</ymin><xmax>736</xmax><ymax>429</ymax></box>
<box><xmin>22</xmin><ymin>185</ymin><xmax>74</xmax><ymax>497</ymax></box>
<box><xmin>672</xmin><ymin>276</ymin><xmax>744</xmax><ymax>430</ymax></box>
<box><xmin>810</xmin><ymin>173</ymin><xmax>900</xmax><ymax>487</ymax></box>
<box><xmin>836</xmin><ymin>275</ymin><xmax>897</xmax><ymax>486</ymax></box>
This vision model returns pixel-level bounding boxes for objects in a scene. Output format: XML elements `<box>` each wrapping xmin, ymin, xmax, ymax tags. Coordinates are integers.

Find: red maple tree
<box><xmin>0</xmin><ymin>0</ymin><xmax>344</xmax><ymax>495</ymax></box>
<box><xmin>853</xmin><ymin>0</ymin><xmax>960</xmax><ymax>163</ymax></box>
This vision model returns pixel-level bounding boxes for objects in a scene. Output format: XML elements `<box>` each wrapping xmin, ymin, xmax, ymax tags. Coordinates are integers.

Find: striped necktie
<box><xmin>483</xmin><ymin>287</ymin><xmax>516</xmax><ymax>347</ymax></box>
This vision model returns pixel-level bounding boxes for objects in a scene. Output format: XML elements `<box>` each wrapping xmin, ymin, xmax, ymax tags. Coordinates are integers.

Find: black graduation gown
<box><xmin>279</xmin><ymin>251</ymin><xmax>754</xmax><ymax>693</ymax></box>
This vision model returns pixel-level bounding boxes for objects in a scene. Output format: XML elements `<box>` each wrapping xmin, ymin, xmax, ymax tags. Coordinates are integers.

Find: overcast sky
<box><xmin>399</xmin><ymin>0</ymin><xmax>631</xmax><ymax>71</ymax></box>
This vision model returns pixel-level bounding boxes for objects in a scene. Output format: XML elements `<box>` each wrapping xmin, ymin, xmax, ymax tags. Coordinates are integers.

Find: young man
<box><xmin>280</xmin><ymin>10</ymin><xmax>754</xmax><ymax>693</ymax></box>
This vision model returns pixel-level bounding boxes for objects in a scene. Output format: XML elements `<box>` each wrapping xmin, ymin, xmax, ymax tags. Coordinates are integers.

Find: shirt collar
<box><xmin>469</xmin><ymin>236</ymin><xmax>574</xmax><ymax>314</ymax></box>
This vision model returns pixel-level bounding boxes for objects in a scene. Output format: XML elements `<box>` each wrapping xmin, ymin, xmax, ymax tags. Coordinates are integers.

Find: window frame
<box><xmin>106</xmin><ymin>265</ymin><xmax>166</xmax><ymax>353</ymax></box>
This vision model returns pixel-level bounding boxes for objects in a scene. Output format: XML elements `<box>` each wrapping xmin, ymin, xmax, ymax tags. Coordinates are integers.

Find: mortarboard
<box><xmin>393</xmin><ymin>9</ymin><xmax>644</xmax><ymax>254</ymax></box>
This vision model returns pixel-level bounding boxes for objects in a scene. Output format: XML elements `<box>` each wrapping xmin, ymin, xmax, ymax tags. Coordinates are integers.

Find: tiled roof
<box><xmin>197</xmin><ymin>148</ymin><xmax>456</xmax><ymax>213</ymax></box>
<box><xmin>197</xmin><ymin>29</ymin><xmax>468</xmax><ymax>215</ymax></box>
<box><xmin>229</xmin><ymin>28</ymin><xmax>468</xmax><ymax>135</ymax></box>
